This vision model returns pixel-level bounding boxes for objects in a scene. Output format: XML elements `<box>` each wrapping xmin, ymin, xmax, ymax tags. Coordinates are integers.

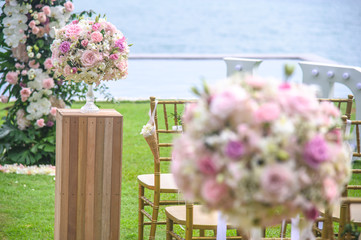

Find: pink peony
<box><xmin>201</xmin><ymin>179</ymin><xmax>229</xmax><ymax>206</ymax></box>
<box><xmin>65</xmin><ymin>24</ymin><xmax>82</xmax><ymax>39</ymax></box>
<box><xmin>261</xmin><ymin>164</ymin><xmax>294</xmax><ymax>202</ymax></box>
<box><xmin>81</xmin><ymin>39</ymin><xmax>88</xmax><ymax>47</ymax></box>
<box><xmin>32</xmin><ymin>27</ymin><xmax>40</xmax><ymax>34</ymax></box>
<box><xmin>323</xmin><ymin>178</ymin><xmax>338</xmax><ymax>202</ymax></box>
<box><xmin>109</xmin><ymin>54</ymin><xmax>119</xmax><ymax>60</ymax></box>
<box><xmin>29</xmin><ymin>20</ymin><xmax>36</xmax><ymax>28</ymax></box>
<box><xmin>81</xmin><ymin>50</ymin><xmax>100</xmax><ymax>67</ymax></box>
<box><xmin>225</xmin><ymin>140</ymin><xmax>245</xmax><ymax>159</ymax></box>
<box><xmin>5</xmin><ymin>72</ymin><xmax>18</xmax><ymax>85</ymax></box>
<box><xmin>38</xmin><ymin>12</ymin><xmax>47</xmax><ymax>23</ymax></box>
<box><xmin>50</xmin><ymin>107</ymin><xmax>57</xmax><ymax>116</ymax></box>
<box><xmin>91</xmin><ymin>31</ymin><xmax>103</xmax><ymax>42</ymax></box>
<box><xmin>64</xmin><ymin>1</ymin><xmax>74</xmax><ymax>12</ymax></box>
<box><xmin>44</xmin><ymin>58</ymin><xmax>53</xmax><ymax>70</ymax></box>
<box><xmin>36</xmin><ymin>119</ymin><xmax>45</xmax><ymax>128</ymax></box>
<box><xmin>42</xmin><ymin>6</ymin><xmax>51</xmax><ymax>16</ymax></box>
<box><xmin>0</xmin><ymin>95</ymin><xmax>8</xmax><ymax>103</ymax></box>
<box><xmin>43</xmin><ymin>78</ymin><xmax>54</xmax><ymax>89</ymax></box>
<box><xmin>20</xmin><ymin>88</ymin><xmax>31</xmax><ymax>98</ymax></box>
<box><xmin>197</xmin><ymin>156</ymin><xmax>218</xmax><ymax>175</ymax></box>
<box><xmin>92</xmin><ymin>23</ymin><xmax>101</xmax><ymax>31</ymax></box>
<box><xmin>303</xmin><ymin>135</ymin><xmax>329</xmax><ymax>169</ymax></box>
<box><xmin>254</xmin><ymin>103</ymin><xmax>281</xmax><ymax>123</ymax></box>
<box><xmin>29</xmin><ymin>60</ymin><xmax>40</xmax><ymax>69</ymax></box>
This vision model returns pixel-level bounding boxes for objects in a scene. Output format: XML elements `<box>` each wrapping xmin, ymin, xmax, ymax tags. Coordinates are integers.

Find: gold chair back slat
<box><xmin>318</xmin><ymin>94</ymin><xmax>353</xmax><ymax>119</ymax></box>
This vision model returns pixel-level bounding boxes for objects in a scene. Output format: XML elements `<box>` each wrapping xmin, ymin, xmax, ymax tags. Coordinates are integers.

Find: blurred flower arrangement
<box><xmin>51</xmin><ymin>17</ymin><xmax>130</xmax><ymax>84</ymax></box>
<box><xmin>172</xmin><ymin>74</ymin><xmax>351</xmax><ymax>229</ymax></box>
<box><xmin>0</xmin><ymin>0</ymin><xmax>104</xmax><ymax>165</ymax></box>
<box><xmin>0</xmin><ymin>163</ymin><xmax>55</xmax><ymax>175</ymax></box>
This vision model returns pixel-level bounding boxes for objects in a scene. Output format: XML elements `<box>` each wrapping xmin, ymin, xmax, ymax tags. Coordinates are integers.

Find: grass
<box><xmin>0</xmin><ymin>101</ymin><xmax>360</xmax><ymax>239</ymax></box>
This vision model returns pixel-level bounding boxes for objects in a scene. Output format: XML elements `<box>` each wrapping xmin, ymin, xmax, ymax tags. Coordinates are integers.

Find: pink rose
<box><xmin>65</xmin><ymin>24</ymin><xmax>82</xmax><ymax>39</ymax></box>
<box><xmin>92</xmin><ymin>23</ymin><xmax>101</xmax><ymax>31</ymax></box>
<box><xmin>32</xmin><ymin>27</ymin><xmax>39</xmax><ymax>34</ymax></box>
<box><xmin>29</xmin><ymin>60</ymin><xmax>39</xmax><ymax>69</ymax></box>
<box><xmin>225</xmin><ymin>140</ymin><xmax>245</xmax><ymax>159</ymax></box>
<box><xmin>261</xmin><ymin>164</ymin><xmax>294</xmax><ymax>202</ymax></box>
<box><xmin>38</xmin><ymin>12</ymin><xmax>47</xmax><ymax>23</ymax></box>
<box><xmin>50</xmin><ymin>107</ymin><xmax>57</xmax><ymax>116</ymax></box>
<box><xmin>201</xmin><ymin>179</ymin><xmax>229</xmax><ymax>206</ymax></box>
<box><xmin>210</xmin><ymin>90</ymin><xmax>243</xmax><ymax>119</ymax></box>
<box><xmin>5</xmin><ymin>72</ymin><xmax>18</xmax><ymax>85</ymax></box>
<box><xmin>36</xmin><ymin>119</ymin><xmax>45</xmax><ymax>128</ymax></box>
<box><xmin>323</xmin><ymin>178</ymin><xmax>338</xmax><ymax>202</ymax></box>
<box><xmin>0</xmin><ymin>96</ymin><xmax>8</xmax><ymax>103</ymax></box>
<box><xmin>197</xmin><ymin>156</ymin><xmax>218</xmax><ymax>175</ymax></box>
<box><xmin>44</xmin><ymin>58</ymin><xmax>53</xmax><ymax>70</ymax></box>
<box><xmin>63</xmin><ymin>65</ymin><xmax>72</xmax><ymax>76</ymax></box>
<box><xmin>105</xmin><ymin>22</ymin><xmax>116</xmax><ymax>34</ymax></box>
<box><xmin>91</xmin><ymin>31</ymin><xmax>103</xmax><ymax>42</ymax></box>
<box><xmin>116</xmin><ymin>60</ymin><xmax>128</xmax><ymax>71</ymax></box>
<box><xmin>15</xmin><ymin>63</ymin><xmax>21</xmax><ymax>69</ymax></box>
<box><xmin>42</xmin><ymin>6</ymin><xmax>51</xmax><ymax>16</ymax></box>
<box><xmin>64</xmin><ymin>1</ymin><xmax>74</xmax><ymax>12</ymax></box>
<box><xmin>29</xmin><ymin>20</ymin><xmax>36</xmax><ymax>28</ymax></box>
<box><xmin>21</xmin><ymin>70</ymin><xmax>27</xmax><ymax>76</ymax></box>
<box><xmin>20</xmin><ymin>88</ymin><xmax>31</xmax><ymax>98</ymax></box>
<box><xmin>43</xmin><ymin>78</ymin><xmax>54</xmax><ymax>89</ymax></box>
<box><xmin>81</xmin><ymin>39</ymin><xmax>88</xmax><ymax>47</ymax></box>
<box><xmin>303</xmin><ymin>135</ymin><xmax>329</xmax><ymax>169</ymax></box>
<box><xmin>81</xmin><ymin>50</ymin><xmax>100</xmax><ymax>67</ymax></box>
<box><xmin>254</xmin><ymin>102</ymin><xmax>280</xmax><ymax>123</ymax></box>
<box><xmin>109</xmin><ymin>54</ymin><xmax>119</xmax><ymax>60</ymax></box>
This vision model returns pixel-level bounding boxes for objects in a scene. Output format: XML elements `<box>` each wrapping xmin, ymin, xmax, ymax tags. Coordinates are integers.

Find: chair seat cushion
<box><xmin>137</xmin><ymin>173</ymin><xmax>179</xmax><ymax>192</ymax></box>
<box><xmin>165</xmin><ymin>205</ymin><xmax>220</xmax><ymax>229</ymax></box>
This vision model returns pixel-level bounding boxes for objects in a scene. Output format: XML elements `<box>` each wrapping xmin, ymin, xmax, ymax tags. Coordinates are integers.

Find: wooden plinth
<box><xmin>55</xmin><ymin>109</ymin><xmax>123</xmax><ymax>240</ymax></box>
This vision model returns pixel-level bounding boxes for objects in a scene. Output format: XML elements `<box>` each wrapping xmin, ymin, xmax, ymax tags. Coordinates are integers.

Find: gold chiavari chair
<box><xmin>339</xmin><ymin>197</ymin><xmax>361</xmax><ymax>240</ymax></box>
<box><xmin>318</xmin><ymin>94</ymin><xmax>354</xmax><ymax>120</ymax></box>
<box><xmin>138</xmin><ymin>96</ymin><xmax>195</xmax><ymax>240</ymax></box>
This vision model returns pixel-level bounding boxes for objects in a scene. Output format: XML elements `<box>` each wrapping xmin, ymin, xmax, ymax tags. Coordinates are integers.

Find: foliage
<box><xmin>0</xmin><ymin>0</ymin><xmax>111</xmax><ymax>165</ymax></box>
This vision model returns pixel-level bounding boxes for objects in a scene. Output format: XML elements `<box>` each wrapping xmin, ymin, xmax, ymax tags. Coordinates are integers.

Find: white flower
<box><xmin>28</xmin><ymin>52</ymin><xmax>34</xmax><ymax>58</ymax></box>
<box><xmin>140</xmin><ymin>123</ymin><xmax>155</xmax><ymax>137</ymax></box>
<box><xmin>36</xmin><ymin>53</ymin><xmax>41</xmax><ymax>58</ymax></box>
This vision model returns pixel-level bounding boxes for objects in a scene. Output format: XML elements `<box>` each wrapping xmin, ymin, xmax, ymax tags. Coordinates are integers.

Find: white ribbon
<box><xmin>291</xmin><ymin>215</ymin><xmax>300</xmax><ymax>240</ymax></box>
<box><xmin>148</xmin><ymin>100</ymin><xmax>158</xmax><ymax>125</ymax></box>
<box><xmin>216</xmin><ymin>212</ymin><xmax>227</xmax><ymax>240</ymax></box>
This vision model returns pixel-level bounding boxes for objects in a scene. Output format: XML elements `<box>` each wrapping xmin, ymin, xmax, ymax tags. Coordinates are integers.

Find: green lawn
<box><xmin>0</xmin><ymin>101</ymin><xmax>360</xmax><ymax>239</ymax></box>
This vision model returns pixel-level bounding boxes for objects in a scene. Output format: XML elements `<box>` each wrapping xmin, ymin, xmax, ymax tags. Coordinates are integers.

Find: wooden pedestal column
<box><xmin>55</xmin><ymin>109</ymin><xmax>123</xmax><ymax>240</ymax></box>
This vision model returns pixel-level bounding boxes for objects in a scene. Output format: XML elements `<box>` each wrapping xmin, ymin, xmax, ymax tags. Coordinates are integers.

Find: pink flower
<box><xmin>5</xmin><ymin>72</ymin><xmax>18</xmax><ymax>85</ymax></box>
<box><xmin>50</xmin><ymin>107</ymin><xmax>57</xmax><ymax>116</ymax></box>
<box><xmin>116</xmin><ymin>60</ymin><xmax>128</xmax><ymax>71</ymax></box>
<box><xmin>225</xmin><ymin>140</ymin><xmax>245</xmax><ymax>159</ymax></box>
<box><xmin>20</xmin><ymin>88</ymin><xmax>31</xmax><ymax>98</ymax></box>
<box><xmin>183</xmin><ymin>102</ymin><xmax>197</xmax><ymax>123</ymax></box>
<box><xmin>64</xmin><ymin>1</ymin><xmax>74</xmax><ymax>12</ymax></box>
<box><xmin>197</xmin><ymin>156</ymin><xmax>218</xmax><ymax>175</ymax></box>
<box><xmin>42</xmin><ymin>78</ymin><xmax>54</xmax><ymax>89</ymax></box>
<box><xmin>261</xmin><ymin>164</ymin><xmax>294</xmax><ymax>202</ymax></box>
<box><xmin>327</xmin><ymin>128</ymin><xmax>342</xmax><ymax>144</ymax></box>
<box><xmin>0</xmin><ymin>96</ymin><xmax>8</xmax><ymax>103</ymax></box>
<box><xmin>92</xmin><ymin>23</ymin><xmax>101</xmax><ymax>31</ymax></box>
<box><xmin>210</xmin><ymin>91</ymin><xmax>238</xmax><ymax>118</ymax></box>
<box><xmin>320</xmin><ymin>101</ymin><xmax>340</xmax><ymax>117</ymax></box>
<box><xmin>303</xmin><ymin>135</ymin><xmax>329</xmax><ymax>169</ymax></box>
<box><xmin>254</xmin><ymin>103</ymin><xmax>281</xmax><ymax>123</ymax></box>
<box><xmin>105</xmin><ymin>22</ymin><xmax>117</xmax><ymax>34</ymax></box>
<box><xmin>32</xmin><ymin>27</ymin><xmax>40</xmax><ymax>34</ymax></box>
<box><xmin>323</xmin><ymin>178</ymin><xmax>338</xmax><ymax>202</ymax></box>
<box><xmin>42</xmin><ymin>6</ymin><xmax>51</xmax><ymax>16</ymax></box>
<box><xmin>71</xmin><ymin>20</ymin><xmax>79</xmax><ymax>24</ymax></box>
<box><xmin>81</xmin><ymin>39</ymin><xmax>88</xmax><ymax>47</ymax></box>
<box><xmin>201</xmin><ymin>179</ymin><xmax>228</xmax><ymax>206</ymax></box>
<box><xmin>38</xmin><ymin>12</ymin><xmax>47</xmax><ymax>23</ymax></box>
<box><xmin>44</xmin><ymin>58</ymin><xmax>53</xmax><ymax>70</ymax></box>
<box><xmin>279</xmin><ymin>82</ymin><xmax>292</xmax><ymax>90</ymax></box>
<box><xmin>91</xmin><ymin>31</ymin><xmax>103</xmax><ymax>42</ymax></box>
<box><xmin>109</xmin><ymin>54</ymin><xmax>119</xmax><ymax>60</ymax></box>
<box><xmin>115</xmin><ymin>37</ymin><xmax>126</xmax><ymax>50</ymax></box>
<box><xmin>71</xmin><ymin>67</ymin><xmax>77</xmax><ymax>74</ymax></box>
<box><xmin>29</xmin><ymin>20</ymin><xmax>36</xmax><ymax>28</ymax></box>
<box><xmin>81</xmin><ymin>50</ymin><xmax>100</xmax><ymax>67</ymax></box>
<box><xmin>36</xmin><ymin>119</ymin><xmax>45</xmax><ymax>128</ymax></box>
<box><xmin>63</xmin><ymin>65</ymin><xmax>72</xmax><ymax>76</ymax></box>
<box><xmin>21</xmin><ymin>70</ymin><xmax>27</xmax><ymax>76</ymax></box>
<box><xmin>65</xmin><ymin>24</ymin><xmax>82</xmax><ymax>39</ymax></box>
<box><xmin>15</xmin><ymin>63</ymin><xmax>21</xmax><ymax>69</ymax></box>
<box><xmin>46</xmin><ymin>121</ymin><xmax>54</xmax><ymax>127</ymax></box>
<box><xmin>59</xmin><ymin>41</ymin><xmax>71</xmax><ymax>53</ymax></box>
<box><xmin>304</xmin><ymin>205</ymin><xmax>319</xmax><ymax>220</ymax></box>
<box><xmin>29</xmin><ymin>60</ymin><xmax>40</xmax><ymax>69</ymax></box>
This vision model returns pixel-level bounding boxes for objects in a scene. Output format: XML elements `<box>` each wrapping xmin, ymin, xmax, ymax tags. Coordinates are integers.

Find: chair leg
<box><xmin>166</xmin><ymin>216</ymin><xmax>173</xmax><ymax>240</ymax></box>
<box><xmin>138</xmin><ymin>184</ymin><xmax>145</xmax><ymax>240</ymax></box>
<box><xmin>200</xmin><ymin>229</ymin><xmax>205</xmax><ymax>237</ymax></box>
<box><xmin>149</xmin><ymin>190</ymin><xmax>160</xmax><ymax>240</ymax></box>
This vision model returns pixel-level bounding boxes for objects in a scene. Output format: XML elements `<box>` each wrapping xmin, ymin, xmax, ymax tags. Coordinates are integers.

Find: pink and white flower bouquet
<box><xmin>51</xmin><ymin>17</ymin><xmax>129</xmax><ymax>85</ymax></box>
<box><xmin>172</xmin><ymin>74</ymin><xmax>351</xmax><ymax>229</ymax></box>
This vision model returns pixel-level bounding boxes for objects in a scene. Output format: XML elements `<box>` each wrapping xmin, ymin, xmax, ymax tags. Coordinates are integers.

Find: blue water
<box><xmin>75</xmin><ymin>0</ymin><xmax>361</xmax><ymax>66</ymax></box>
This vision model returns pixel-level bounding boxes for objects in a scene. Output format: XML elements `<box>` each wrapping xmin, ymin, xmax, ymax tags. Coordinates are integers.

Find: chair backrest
<box><xmin>318</xmin><ymin>94</ymin><xmax>354</xmax><ymax>120</ymax></box>
<box><xmin>149</xmin><ymin>96</ymin><xmax>196</xmax><ymax>173</ymax></box>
